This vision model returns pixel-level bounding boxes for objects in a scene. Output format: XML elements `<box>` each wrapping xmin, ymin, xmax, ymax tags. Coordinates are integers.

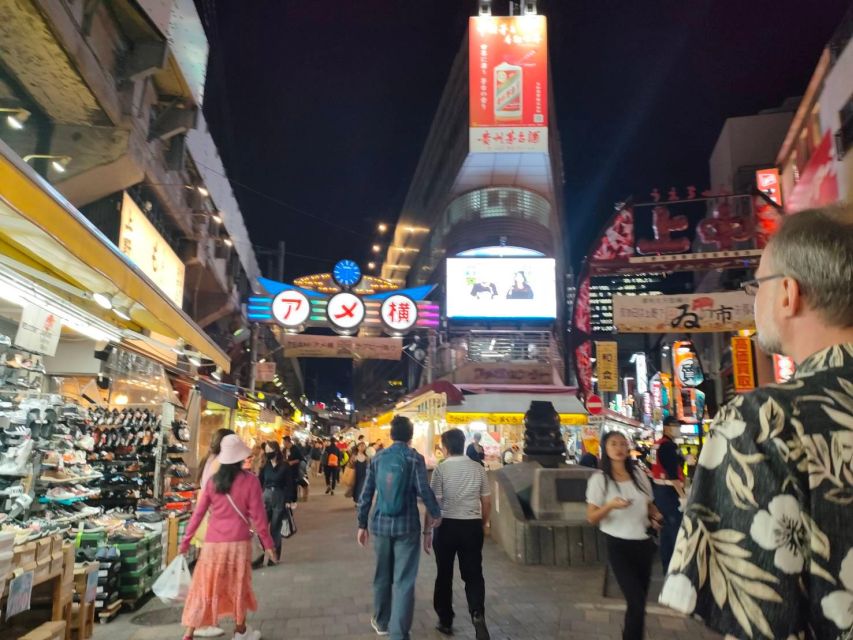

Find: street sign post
<box><xmin>586</xmin><ymin>394</ymin><xmax>604</xmax><ymax>415</ymax></box>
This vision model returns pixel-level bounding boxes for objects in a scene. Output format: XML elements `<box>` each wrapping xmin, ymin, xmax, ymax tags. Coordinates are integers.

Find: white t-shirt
<box><xmin>585</xmin><ymin>470</ymin><xmax>652</xmax><ymax>540</ymax></box>
<box><xmin>430</xmin><ymin>456</ymin><xmax>490</xmax><ymax>520</ymax></box>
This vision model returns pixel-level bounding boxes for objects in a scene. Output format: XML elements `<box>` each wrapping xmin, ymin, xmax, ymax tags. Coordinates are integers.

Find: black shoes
<box><xmin>435</xmin><ymin>621</ymin><xmax>453</xmax><ymax>635</ymax></box>
<box><xmin>472</xmin><ymin>613</ymin><xmax>490</xmax><ymax>640</ymax></box>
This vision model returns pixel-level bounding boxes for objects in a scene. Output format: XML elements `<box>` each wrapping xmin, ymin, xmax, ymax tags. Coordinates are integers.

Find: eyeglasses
<box><xmin>740</xmin><ymin>274</ymin><xmax>785</xmax><ymax>296</ymax></box>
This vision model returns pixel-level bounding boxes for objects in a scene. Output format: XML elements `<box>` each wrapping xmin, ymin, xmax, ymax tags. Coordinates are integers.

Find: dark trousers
<box><xmin>263</xmin><ymin>487</ymin><xmax>286</xmax><ymax>554</ymax></box>
<box><xmin>433</xmin><ymin>518</ymin><xmax>486</xmax><ymax>625</ymax></box>
<box><xmin>653</xmin><ymin>485</ymin><xmax>683</xmax><ymax>573</ymax></box>
<box><xmin>606</xmin><ymin>534</ymin><xmax>655</xmax><ymax>640</ymax></box>
<box><xmin>324</xmin><ymin>467</ymin><xmax>339</xmax><ymax>490</ymax></box>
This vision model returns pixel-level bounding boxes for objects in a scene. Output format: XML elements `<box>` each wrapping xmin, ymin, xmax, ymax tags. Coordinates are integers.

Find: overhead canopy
<box><xmin>0</xmin><ymin>140</ymin><xmax>229</xmax><ymax>371</ymax></box>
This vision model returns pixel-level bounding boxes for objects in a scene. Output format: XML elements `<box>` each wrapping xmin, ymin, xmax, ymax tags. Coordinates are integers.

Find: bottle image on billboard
<box><xmin>494</xmin><ymin>62</ymin><xmax>522</xmax><ymax>122</ymax></box>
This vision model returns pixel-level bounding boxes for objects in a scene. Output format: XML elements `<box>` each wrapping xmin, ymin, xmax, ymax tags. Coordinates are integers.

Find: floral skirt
<box><xmin>181</xmin><ymin>540</ymin><xmax>257</xmax><ymax>628</ymax></box>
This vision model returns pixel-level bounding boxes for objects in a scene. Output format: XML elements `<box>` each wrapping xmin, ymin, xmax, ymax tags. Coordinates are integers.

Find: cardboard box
<box><xmin>35</xmin><ymin>537</ymin><xmax>52</xmax><ymax>564</ymax></box>
<box><xmin>19</xmin><ymin>620</ymin><xmax>67</xmax><ymax>640</ymax></box>
<box><xmin>12</xmin><ymin>541</ymin><xmax>37</xmax><ymax>566</ymax></box>
<box><xmin>50</xmin><ymin>550</ymin><xmax>64</xmax><ymax>575</ymax></box>
<box><xmin>33</xmin><ymin>561</ymin><xmax>50</xmax><ymax>583</ymax></box>
<box><xmin>61</xmin><ymin>543</ymin><xmax>75</xmax><ymax>585</ymax></box>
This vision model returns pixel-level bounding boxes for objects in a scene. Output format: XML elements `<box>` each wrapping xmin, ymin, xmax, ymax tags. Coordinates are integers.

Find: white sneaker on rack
<box><xmin>232</xmin><ymin>628</ymin><xmax>260</xmax><ymax>640</ymax></box>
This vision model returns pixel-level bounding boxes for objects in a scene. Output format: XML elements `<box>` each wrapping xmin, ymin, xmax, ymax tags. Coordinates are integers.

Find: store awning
<box><xmin>0</xmin><ymin>140</ymin><xmax>229</xmax><ymax>371</ymax></box>
<box><xmin>450</xmin><ymin>391</ymin><xmax>587</xmax><ymax>416</ymax></box>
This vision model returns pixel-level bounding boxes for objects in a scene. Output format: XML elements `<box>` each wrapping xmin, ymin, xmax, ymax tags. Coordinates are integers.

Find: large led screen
<box><xmin>446</xmin><ymin>257</ymin><xmax>557</xmax><ymax>319</ymax></box>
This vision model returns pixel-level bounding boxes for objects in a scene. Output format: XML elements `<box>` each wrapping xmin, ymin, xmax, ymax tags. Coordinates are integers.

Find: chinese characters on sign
<box><xmin>594</xmin><ymin>341</ymin><xmax>618</xmax><ymax>392</ymax></box>
<box><xmin>280</xmin><ymin>335</ymin><xmax>402</xmax><ymax>360</ymax></box>
<box><xmin>271</xmin><ymin>290</ymin><xmax>311</xmax><ymax>328</ymax></box>
<box><xmin>468</xmin><ymin>15</ymin><xmax>548</xmax><ymax>153</ymax></box>
<box><xmin>380</xmin><ymin>294</ymin><xmax>417</xmax><ymax>334</ymax></box>
<box><xmin>14</xmin><ymin>305</ymin><xmax>61</xmax><ymax>357</ymax></box>
<box><xmin>611</xmin><ymin>291</ymin><xmax>755</xmax><ymax>333</ymax></box>
<box><xmin>731</xmin><ymin>336</ymin><xmax>756</xmax><ymax>393</ymax></box>
<box><xmin>326</xmin><ymin>292</ymin><xmax>365</xmax><ymax>334</ymax></box>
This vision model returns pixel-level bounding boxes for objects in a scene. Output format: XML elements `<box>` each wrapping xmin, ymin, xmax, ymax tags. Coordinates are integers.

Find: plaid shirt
<box><xmin>357</xmin><ymin>442</ymin><xmax>441</xmax><ymax>537</ymax></box>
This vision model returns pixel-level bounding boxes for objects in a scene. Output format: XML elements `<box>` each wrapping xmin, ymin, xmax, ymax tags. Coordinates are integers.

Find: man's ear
<box><xmin>780</xmin><ymin>276</ymin><xmax>803</xmax><ymax>318</ymax></box>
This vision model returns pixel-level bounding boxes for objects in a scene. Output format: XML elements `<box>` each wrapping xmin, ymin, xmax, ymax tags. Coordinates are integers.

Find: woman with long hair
<box><xmin>349</xmin><ymin>441</ymin><xmax>369</xmax><ymax>506</ymax></box>
<box><xmin>180</xmin><ymin>434</ymin><xmax>276</xmax><ymax>640</ymax></box>
<box><xmin>257</xmin><ymin>441</ymin><xmax>288</xmax><ymax>560</ymax></box>
<box><xmin>189</xmin><ymin>428</ymin><xmax>235</xmax><ymax>638</ymax></box>
<box><xmin>586</xmin><ymin>431</ymin><xmax>662</xmax><ymax>640</ymax></box>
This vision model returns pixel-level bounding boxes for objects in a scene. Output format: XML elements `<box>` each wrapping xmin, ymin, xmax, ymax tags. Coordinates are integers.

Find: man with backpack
<box><xmin>323</xmin><ymin>437</ymin><xmax>342</xmax><ymax>495</ymax></box>
<box><xmin>357</xmin><ymin>416</ymin><xmax>442</xmax><ymax>640</ymax></box>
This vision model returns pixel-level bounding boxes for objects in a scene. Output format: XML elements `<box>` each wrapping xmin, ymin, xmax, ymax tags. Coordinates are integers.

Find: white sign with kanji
<box><xmin>380</xmin><ymin>295</ymin><xmax>417</xmax><ymax>334</ymax></box>
<box><xmin>271</xmin><ymin>290</ymin><xmax>311</xmax><ymax>328</ymax></box>
<box><xmin>327</xmin><ymin>292</ymin><xmax>365</xmax><ymax>333</ymax></box>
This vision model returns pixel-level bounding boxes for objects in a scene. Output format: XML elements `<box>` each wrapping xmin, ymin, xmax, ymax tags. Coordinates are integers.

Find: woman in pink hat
<box><xmin>180</xmin><ymin>434</ymin><xmax>277</xmax><ymax>640</ymax></box>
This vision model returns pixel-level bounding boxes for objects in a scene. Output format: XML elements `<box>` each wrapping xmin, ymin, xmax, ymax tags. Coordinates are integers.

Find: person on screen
<box><xmin>470</xmin><ymin>281</ymin><xmax>498</xmax><ymax>299</ymax></box>
<box><xmin>506</xmin><ymin>271</ymin><xmax>533</xmax><ymax>299</ymax></box>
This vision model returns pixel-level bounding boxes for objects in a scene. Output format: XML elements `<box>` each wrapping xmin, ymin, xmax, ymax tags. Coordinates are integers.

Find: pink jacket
<box><xmin>180</xmin><ymin>471</ymin><xmax>274</xmax><ymax>554</ymax></box>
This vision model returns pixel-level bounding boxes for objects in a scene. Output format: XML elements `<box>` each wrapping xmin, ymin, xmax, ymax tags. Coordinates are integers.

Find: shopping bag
<box><xmin>281</xmin><ymin>505</ymin><xmax>297</xmax><ymax>539</ymax></box>
<box><xmin>152</xmin><ymin>554</ymin><xmax>191</xmax><ymax>604</ymax></box>
<box><xmin>341</xmin><ymin>466</ymin><xmax>356</xmax><ymax>488</ymax></box>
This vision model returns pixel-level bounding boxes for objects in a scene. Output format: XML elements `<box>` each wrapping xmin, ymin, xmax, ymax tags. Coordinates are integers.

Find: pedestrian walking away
<box><xmin>650</xmin><ymin>416</ymin><xmax>685</xmax><ymax>573</ymax></box>
<box><xmin>180</xmin><ymin>434</ymin><xmax>277</xmax><ymax>640</ymax></box>
<box><xmin>465</xmin><ymin>431</ymin><xmax>485</xmax><ymax>466</ymax></box>
<box><xmin>282</xmin><ymin>436</ymin><xmax>304</xmax><ymax>508</ymax></box>
<box><xmin>257</xmin><ymin>441</ymin><xmax>288</xmax><ymax>560</ymax></box>
<box><xmin>357</xmin><ymin>415</ymin><xmax>443</xmax><ymax>640</ymax></box>
<box><xmin>349</xmin><ymin>440</ymin><xmax>369</xmax><ymax>506</ymax></box>
<box><xmin>428</xmin><ymin>428</ymin><xmax>492</xmax><ymax>640</ymax></box>
<box><xmin>323</xmin><ymin>437</ymin><xmax>342</xmax><ymax>494</ymax></box>
<box><xmin>587</xmin><ymin>431</ymin><xmax>662</xmax><ymax>640</ymax></box>
<box><xmin>659</xmin><ymin>205</ymin><xmax>853</xmax><ymax>639</ymax></box>
<box><xmin>310</xmin><ymin>440</ymin><xmax>323</xmax><ymax>477</ymax></box>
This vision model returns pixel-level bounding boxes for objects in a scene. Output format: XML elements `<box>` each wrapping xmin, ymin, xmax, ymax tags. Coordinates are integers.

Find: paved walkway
<box><xmin>94</xmin><ymin>487</ymin><xmax>722</xmax><ymax>640</ymax></box>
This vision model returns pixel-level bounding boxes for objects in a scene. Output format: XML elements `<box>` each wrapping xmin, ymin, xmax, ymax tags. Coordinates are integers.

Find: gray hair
<box><xmin>767</xmin><ymin>204</ymin><xmax>853</xmax><ymax>327</ymax></box>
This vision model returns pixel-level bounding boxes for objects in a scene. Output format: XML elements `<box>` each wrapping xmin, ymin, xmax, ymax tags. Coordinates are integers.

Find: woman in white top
<box><xmin>586</xmin><ymin>431</ymin><xmax>662</xmax><ymax>640</ymax></box>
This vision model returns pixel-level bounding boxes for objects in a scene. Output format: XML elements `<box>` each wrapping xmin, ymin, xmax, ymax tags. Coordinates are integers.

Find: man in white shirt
<box><xmin>426</xmin><ymin>428</ymin><xmax>491</xmax><ymax>640</ymax></box>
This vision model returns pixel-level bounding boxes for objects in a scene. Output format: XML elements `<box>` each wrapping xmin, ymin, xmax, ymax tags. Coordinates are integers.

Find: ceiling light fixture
<box><xmin>1</xmin><ymin>108</ymin><xmax>30</xmax><ymax>130</ymax></box>
<box><xmin>377</xmin><ymin>223</ymin><xmax>387</xmax><ymax>233</ymax></box>
<box><xmin>172</xmin><ymin>338</ymin><xmax>187</xmax><ymax>354</ymax></box>
<box><xmin>197</xmin><ymin>185</ymin><xmax>209</xmax><ymax>197</ymax></box>
<box><xmin>372</xmin><ymin>244</ymin><xmax>381</xmax><ymax>253</ymax></box>
<box><xmin>92</xmin><ymin>292</ymin><xmax>113</xmax><ymax>310</ymax></box>
<box><xmin>112</xmin><ymin>306</ymin><xmax>131</xmax><ymax>321</ymax></box>
<box><xmin>223</xmin><ymin>237</ymin><xmax>233</xmax><ymax>247</ymax></box>
<box><xmin>211</xmin><ymin>366</ymin><xmax>223</xmax><ymax>381</ymax></box>
<box><xmin>187</xmin><ymin>354</ymin><xmax>203</xmax><ymax>367</ymax></box>
<box><xmin>22</xmin><ymin>154</ymin><xmax>71</xmax><ymax>173</ymax></box>
<box><xmin>211</xmin><ymin>213</ymin><xmax>222</xmax><ymax>224</ymax></box>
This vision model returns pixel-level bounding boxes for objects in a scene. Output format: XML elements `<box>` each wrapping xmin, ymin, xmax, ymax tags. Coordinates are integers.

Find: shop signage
<box><xmin>594</xmin><ymin>341</ymin><xmax>618</xmax><ymax>392</ymax></box>
<box><xmin>14</xmin><ymin>305</ymin><xmax>61</xmax><ymax>356</ymax></box>
<box><xmin>786</xmin><ymin>131</ymin><xmax>838</xmax><ymax>213</ymax></box>
<box><xmin>773</xmin><ymin>354</ymin><xmax>796</xmax><ymax>383</ymax></box>
<box><xmin>732</xmin><ymin>336</ymin><xmax>756</xmax><ymax>392</ymax></box>
<box><xmin>612</xmin><ymin>291</ymin><xmax>754</xmax><ymax>333</ymax></box>
<box><xmin>326</xmin><ymin>292</ymin><xmax>365</xmax><ymax>334</ymax></box>
<box><xmin>673</xmin><ymin>341</ymin><xmax>704</xmax><ymax>388</ymax></box>
<box><xmin>755</xmin><ymin>168</ymin><xmax>783</xmax><ymax>247</ymax></box>
<box><xmin>586</xmin><ymin>393</ymin><xmax>603</xmax><ymax>415</ymax></box>
<box><xmin>119</xmin><ymin>193</ymin><xmax>185</xmax><ymax>307</ymax></box>
<box><xmin>380</xmin><ymin>294</ymin><xmax>418</xmax><ymax>334</ymax></box>
<box><xmin>271</xmin><ymin>290</ymin><xmax>311</xmax><ymax>329</ymax></box>
<box><xmin>631</xmin><ymin>352</ymin><xmax>648</xmax><ymax>394</ymax></box>
<box><xmin>468</xmin><ymin>15</ymin><xmax>548</xmax><ymax>152</ymax></box>
<box><xmin>451</xmin><ymin>362</ymin><xmax>553</xmax><ymax>385</ymax></box>
<box><xmin>280</xmin><ymin>334</ymin><xmax>402</xmax><ymax>360</ymax></box>
<box><xmin>254</xmin><ymin>362</ymin><xmax>276</xmax><ymax>382</ymax></box>
<box><xmin>446</xmin><ymin>412</ymin><xmax>586</xmax><ymax>426</ymax></box>
<box><xmin>6</xmin><ymin>570</ymin><xmax>33</xmax><ymax>619</ymax></box>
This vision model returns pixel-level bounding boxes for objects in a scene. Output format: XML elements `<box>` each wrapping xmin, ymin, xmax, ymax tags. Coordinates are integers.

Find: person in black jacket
<box><xmin>323</xmin><ymin>437</ymin><xmax>343</xmax><ymax>495</ymax></box>
<box><xmin>258</xmin><ymin>441</ymin><xmax>288</xmax><ymax>559</ymax></box>
<box><xmin>465</xmin><ymin>432</ymin><xmax>485</xmax><ymax>466</ymax></box>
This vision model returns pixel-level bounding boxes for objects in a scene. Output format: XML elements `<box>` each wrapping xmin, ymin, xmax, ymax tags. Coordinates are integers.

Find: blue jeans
<box><xmin>373</xmin><ymin>531</ymin><xmax>421</xmax><ymax>640</ymax></box>
<box><xmin>653</xmin><ymin>485</ymin><xmax>683</xmax><ymax>573</ymax></box>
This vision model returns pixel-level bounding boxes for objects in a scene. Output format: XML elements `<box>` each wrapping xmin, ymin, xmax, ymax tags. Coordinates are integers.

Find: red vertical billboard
<box><xmin>469</xmin><ymin>15</ymin><xmax>548</xmax><ymax>153</ymax></box>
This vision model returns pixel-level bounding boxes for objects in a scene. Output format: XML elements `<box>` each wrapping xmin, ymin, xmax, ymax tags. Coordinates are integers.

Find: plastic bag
<box><xmin>153</xmin><ymin>554</ymin><xmax>191</xmax><ymax>604</ymax></box>
<box><xmin>281</xmin><ymin>505</ymin><xmax>297</xmax><ymax>539</ymax></box>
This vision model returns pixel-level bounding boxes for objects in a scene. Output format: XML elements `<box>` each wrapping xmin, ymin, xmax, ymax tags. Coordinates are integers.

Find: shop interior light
<box><xmin>211</xmin><ymin>213</ymin><xmax>222</xmax><ymax>224</ymax></box>
<box><xmin>197</xmin><ymin>185</ymin><xmax>209</xmax><ymax>197</ymax></box>
<box><xmin>22</xmin><ymin>154</ymin><xmax>71</xmax><ymax>173</ymax></box>
<box><xmin>187</xmin><ymin>353</ymin><xmax>203</xmax><ymax>368</ymax></box>
<box><xmin>367</xmin><ymin>262</ymin><xmax>376</xmax><ymax>270</ymax></box>
<box><xmin>211</xmin><ymin>366</ymin><xmax>223</xmax><ymax>381</ymax></box>
<box><xmin>372</xmin><ymin>244</ymin><xmax>381</xmax><ymax>253</ymax></box>
<box><xmin>172</xmin><ymin>338</ymin><xmax>187</xmax><ymax>354</ymax></box>
<box><xmin>92</xmin><ymin>292</ymin><xmax>112</xmax><ymax>310</ymax></box>
<box><xmin>1</xmin><ymin>108</ymin><xmax>30</xmax><ymax>130</ymax></box>
<box><xmin>112</xmin><ymin>306</ymin><xmax>131</xmax><ymax>321</ymax></box>
<box><xmin>223</xmin><ymin>237</ymin><xmax>233</xmax><ymax>247</ymax></box>
<box><xmin>377</xmin><ymin>223</ymin><xmax>388</xmax><ymax>233</ymax></box>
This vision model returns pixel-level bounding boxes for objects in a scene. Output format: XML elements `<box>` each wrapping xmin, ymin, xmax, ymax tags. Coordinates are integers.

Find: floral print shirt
<box><xmin>659</xmin><ymin>343</ymin><xmax>853</xmax><ymax>640</ymax></box>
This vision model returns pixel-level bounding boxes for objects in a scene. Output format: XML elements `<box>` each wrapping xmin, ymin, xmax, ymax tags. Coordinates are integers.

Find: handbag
<box><xmin>341</xmin><ymin>465</ymin><xmax>356</xmax><ymax>488</ymax></box>
<box><xmin>225</xmin><ymin>493</ymin><xmax>266</xmax><ymax>563</ymax></box>
<box><xmin>281</xmin><ymin>505</ymin><xmax>297</xmax><ymax>539</ymax></box>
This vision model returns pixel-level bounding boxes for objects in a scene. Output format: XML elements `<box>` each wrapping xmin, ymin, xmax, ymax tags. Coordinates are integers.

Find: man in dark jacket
<box><xmin>651</xmin><ymin>416</ymin><xmax>685</xmax><ymax>572</ymax></box>
<box><xmin>465</xmin><ymin>432</ymin><xmax>485</xmax><ymax>466</ymax></box>
<box><xmin>323</xmin><ymin>437</ymin><xmax>343</xmax><ymax>495</ymax></box>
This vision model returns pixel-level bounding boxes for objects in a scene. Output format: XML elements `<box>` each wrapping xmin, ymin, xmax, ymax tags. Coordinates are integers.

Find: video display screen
<box><xmin>446</xmin><ymin>257</ymin><xmax>556</xmax><ymax>319</ymax></box>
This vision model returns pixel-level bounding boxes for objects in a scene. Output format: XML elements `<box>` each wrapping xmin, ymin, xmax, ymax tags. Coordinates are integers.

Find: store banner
<box><xmin>119</xmin><ymin>193</ymin><xmax>186</xmax><ymax>307</ymax></box>
<box><xmin>612</xmin><ymin>291</ymin><xmax>754</xmax><ymax>333</ymax></box>
<box><xmin>773</xmin><ymin>354</ymin><xmax>796</xmax><ymax>383</ymax></box>
<box><xmin>255</xmin><ymin>362</ymin><xmax>276</xmax><ymax>382</ymax></box>
<box><xmin>673</xmin><ymin>341</ymin><xmax>704</xmax><ymax>388</ymax></box>
<box><xmin>732</xmin><ymin>336</ymin><xmax>756</xmax><ymax>392</ymax></box>
<box><xmin>468</xmin><ymin>15</ymin><xmax>548</xmax><ymax>152</ymax></box>
<box><xmin>446</xmin><ymin>412</ymin><xmax>586</xmax><ymax>426</ymax></box>
<box><xmin>594</xmin><ymin>341</ymin><xmax>618</xmax><ymax>392</ymax></box>
<box><xmin>451</xmin><ymin>361</ymin><xmax>553</xmax><ymax>385</ymax></box>
<box><xmin>281</xmin><ymin>334</ymin><xmax>402</xmax><ymax>360</ymax></box>
<box><xmin>14</xmin><ymin>305</ymin><xmax>61</xmax><ymax>356</ymax></box>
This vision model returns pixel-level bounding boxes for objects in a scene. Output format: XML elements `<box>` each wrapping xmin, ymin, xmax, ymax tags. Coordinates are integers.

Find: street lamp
<box><xmin>22</xmin><ymin>154</ymin><xmax>71</xmax><ymax>173</ymax></box>
<box><xmin>377</xmin><ymin>223</ymin><xmax>388</xmax><ymax>233</ymax></box>
<box><xmin>0</xmin><ymin>108</ymin><xmax>30</xmax><ymax>130</ymax></box>
<box><xmin>372</xmin><ymin>244</ymin><xmax>381</xmax><ymax>253</ymax></box>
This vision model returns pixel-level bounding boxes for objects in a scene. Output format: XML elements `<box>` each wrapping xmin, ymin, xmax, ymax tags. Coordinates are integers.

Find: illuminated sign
<box><xmin>380</xmin><ymin>294</ymin><xmax>418</xmax><ymax>334</ymax></box>
<box><xmin>271</xmin><ymin>290</ymin><xmax>311</xmax><ymax>329</ymax></box>
<box><xmin>327</xmin><ymin>292</ymin><xmax>365</xmax><ymax>334</ymax></box>
<box><xmin>595</xmin><ymin>341</ymin><xmax>618</xmax><ymax>393</ymax></box>
<box><xmin>446</xmin><ymin>412</ymin><xmax>586</xmax><ymax>426</ymax></box>
<box><xmin>119</xmin><ymin>193</ymin><xmax>185</xmax><ymax>306</ymax></box>
<box><xmin>772</xmin><ymin>354</ymin><xmax>796</xmax><ymax>383</ymax></box>
<box><xmin>731</xmin><ymin>336</ymin><xmax>756</xmax><ymax>392</ymax></box>
<box><xmin>446</xmin><ymin>257</ymin><xmax>556</xmax><ymax>319</ymax></box>
<box><xmin>468</xmin><ymin>15</ymin><xmax>548</xmax><ymax>152</ymax></box>
<box><xmin>673</xmin><ymin>341</ymin><xmax>703</xmax><ymax>388</ymax></box>
<box><xmin>612</xmin><ymin>291</ymin><xmax>754</xmax><ymax>333</ymax></box>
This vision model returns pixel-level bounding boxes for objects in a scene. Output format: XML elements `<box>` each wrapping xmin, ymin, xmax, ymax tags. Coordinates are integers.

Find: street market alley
<box><xmin>93</xmin><ymin>488</ymin><xmax>722</xmax><ymax>640</ymax></box>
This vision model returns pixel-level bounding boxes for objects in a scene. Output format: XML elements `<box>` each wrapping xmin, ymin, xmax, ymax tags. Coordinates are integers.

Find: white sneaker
<box><xmin>370</xmin><ymin>617</ymin><xmax>389</xmax><ymax>636</ymax></box>
<box><xmin>232</xmin><ymin>628</ymin><xmax>260</xmax><ymax>640</ymax></box>
<box><xmin>194</xmin><ymin>627</ymin><xmax>225</xmax><ymax>637</ymax></box>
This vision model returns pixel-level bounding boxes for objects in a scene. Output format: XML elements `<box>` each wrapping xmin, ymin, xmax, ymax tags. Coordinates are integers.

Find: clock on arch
<box><xmin>332</xmin><ymin>260</ymin><xmax>362</xmax><ymax>289</ymax></box>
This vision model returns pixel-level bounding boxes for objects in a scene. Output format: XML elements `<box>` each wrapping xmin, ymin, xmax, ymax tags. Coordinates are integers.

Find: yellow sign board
<box><xmin>445</xmin><ymin>412</ymin><xmax>587</xmax><ymax>426</ymax></box>
<box><xmin>595</xmin><ymin>341</ymin><xmax>619</xmax><ymax>392</ymax></box>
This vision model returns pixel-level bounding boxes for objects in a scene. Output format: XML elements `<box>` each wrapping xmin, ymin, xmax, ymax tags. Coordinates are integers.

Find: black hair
<box><xmin>197</xmin><ymin>427</ymin><xmax>235</xmax><ymax>484</ymax></box>
<box><xmin>213</xmin><ymin>461</ymin><xmax>243</xmax><ymax>494</ymax></box>
<box><xmin>390</xmin><ymin>415</ymin><xmax>413</xmax><ymax>442</ymax></box>
<box><xmin>440</xmin><ymin>428</ymin><xmax>465</xmax><ymax>456</ymax></box>
<box><xmin>599</xmin><ymin>431</ymin><xmax>642</xmax><ymax>492</ymax></box>
<box><xmin>663</xmin><ymin>416</ymin><xmax>681</xmax><ymax>427</ymax></box>
<box><xmin>264</xmin><ymin>440</ymin><xmax>284</xmax><ymax>465</ymax></box>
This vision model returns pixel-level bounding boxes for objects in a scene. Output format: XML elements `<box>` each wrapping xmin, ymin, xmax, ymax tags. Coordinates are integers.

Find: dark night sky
<box><xmin>194</xmin><ymin>0</ymin><xmax>850</xmax><ymax>401</ymax></box>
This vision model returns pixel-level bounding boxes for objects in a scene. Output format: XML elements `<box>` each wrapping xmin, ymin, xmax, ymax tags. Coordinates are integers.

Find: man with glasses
<box><xmin>660</xmin><ymin>204</ymin><xmax>853</xmax><ymax>640</ymax></box>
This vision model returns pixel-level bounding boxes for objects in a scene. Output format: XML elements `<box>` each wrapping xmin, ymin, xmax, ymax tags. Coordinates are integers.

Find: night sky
<box><xmin>195</xmin><ymin>0</ymin><xmax>849</xmax><ymax>401</ymax></box>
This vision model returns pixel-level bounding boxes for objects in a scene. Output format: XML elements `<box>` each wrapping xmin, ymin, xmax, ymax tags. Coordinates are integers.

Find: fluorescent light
<box><xmin>113</xmin><ymin>306</ymin><xmax>131</xmax><ymax>321</ymax></box>
<box><xmin>6</xmin><ymin>115</ymin><xmax>23</xmax><ymax>130</ymax></box>
<box><xmin>211</xmin><ymin>213</ymin><xmax>222</xmax><ymax>224</ymax></box>
<box><xmin>223</xmin><ymin>237</ymin><xmax>233</xmax><ymax>247</ymax></box>
<box><xmin>188</xmin><ymin>354</ymin><xmax>202</xmax><ymax>367</ymax></box>
<box><xmin>197</xmin><ymin>186</ymin><xmax>209</xmax><ymax>197</ymax></box>
<box><xmin>51</xmin><ymin>160</ymin><xmax>67</xmax><ymax>173</ymax></box>
<box><xmin>211</xmin><ymin>366</ymin><xmax>223</xmax><ymax>381</ymax></box>
<box><xmin>93</xmin><ymin>292</ymin><xmax>112</xmax><ymax>309</ymax></box>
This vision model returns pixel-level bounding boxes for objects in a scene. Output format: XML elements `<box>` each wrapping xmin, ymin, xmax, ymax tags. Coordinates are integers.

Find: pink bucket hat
<box><xmin>218</xmin><ymin>434</ymin><xmax>252</xmax><ymax>465</ymax></box>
